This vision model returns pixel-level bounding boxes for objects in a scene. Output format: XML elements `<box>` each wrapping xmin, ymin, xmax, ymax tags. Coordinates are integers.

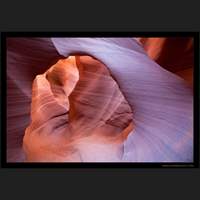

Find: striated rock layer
<box><xmin>23</xmin><ymin>56</ymin><xmax>133</xmax><ymax>162</ymax></box>
<box><xmin>138</xmin><ymin>37</ymin><xmax>194</xmax><ymax>86</ymax></box>
<box><xmin>7</xmin><ymin>38</ymin><xmax>62</xmax><ymax>162</ymax></box>
<box><xmin>6</xmin><ymin>37</ymin><xmax>193</xmax><ymax>162</ymax></box>
<box><xmin>52</xmin><ymin>38</ymin><xmax>193</xmax><ymax>162</ymax></box>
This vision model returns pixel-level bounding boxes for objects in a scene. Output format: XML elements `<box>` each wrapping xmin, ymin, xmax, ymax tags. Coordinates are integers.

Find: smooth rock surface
<box><xmin>23</xmin><ymin>56</ymin><xmax>133</xmax><ymax>162</ymax></box>
<box><xmin>7</xmin><ymin>37</ymin><xmax>193</xmax><ymax>162</ymax></box>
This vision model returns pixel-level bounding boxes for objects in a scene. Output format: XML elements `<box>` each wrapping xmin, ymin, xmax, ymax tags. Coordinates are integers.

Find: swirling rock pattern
<box><xmin>7</xmin><ymin>37</ymin><xmax>193</xmax><ymax>162</ymax></box>
<box><xmin>23</xmin><ymin>56</ymin><xmax>133</xmax><ymax>162</ymax></box>
<box><xmin>7</xmin><ymin>38</ymin><xmax>62</xmax><ymax>162</ymax></box>
<box><xmin>137</xmin><ymin>37</ymin><xmax>194</xmax><ymax>86</ymax></box>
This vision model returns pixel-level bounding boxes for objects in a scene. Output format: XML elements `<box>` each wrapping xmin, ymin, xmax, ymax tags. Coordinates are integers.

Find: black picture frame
<box><xmin>1</xmin><ymin>31</ymin><xmax>199</xmax><ymax>168</ymax></box>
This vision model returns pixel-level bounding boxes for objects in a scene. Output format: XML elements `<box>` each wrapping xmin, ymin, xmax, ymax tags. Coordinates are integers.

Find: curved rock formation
<box><xmin>7</xmin><ymin>38</ymin><xmax>62</xmax><ymax>162</ymax></box>
<box><xmin>138</xmin><ymin>37</ymin><xmax>194</xmax><ymax>85</ymax></box>
<box><xmin>7</xmin><ymin>37</ymin><xmax>193</xmax><ymax>162</ymax></box>
<box><xmin>23</xmin><ymin>55</ymin><xmax>133</xmax><ymax>162</ymax></box>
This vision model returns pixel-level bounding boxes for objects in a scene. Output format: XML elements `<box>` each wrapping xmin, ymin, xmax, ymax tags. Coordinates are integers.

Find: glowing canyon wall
<box><xmin>7</xmin><ymin>37</ymin><xmax>193</xmax><ymax>162</ymax></box>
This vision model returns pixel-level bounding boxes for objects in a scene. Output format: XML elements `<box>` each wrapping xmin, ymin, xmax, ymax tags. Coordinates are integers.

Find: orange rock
<box><xmin>23</xmin><ymin>55</ymin><xmax>133</xmax><ymax>162</ymax></box>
